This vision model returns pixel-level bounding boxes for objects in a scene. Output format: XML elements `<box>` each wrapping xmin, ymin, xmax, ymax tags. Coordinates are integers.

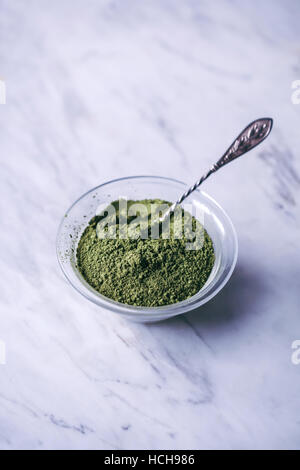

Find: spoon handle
<box><xmin>167</xmin><ymin>117</ymin><xmax>273</xmax><ymax>215</ymax></box>
<box><xmin>215</xmin><ymin>117</ymin><xmax>273</xmax><ymax>169</ymax></box>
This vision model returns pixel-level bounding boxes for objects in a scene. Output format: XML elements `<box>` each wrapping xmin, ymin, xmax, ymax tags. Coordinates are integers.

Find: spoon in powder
<box><xmin>160</xmin><ymin>117</ymin><xmax>273</xmax><ymax>221</ymax></box>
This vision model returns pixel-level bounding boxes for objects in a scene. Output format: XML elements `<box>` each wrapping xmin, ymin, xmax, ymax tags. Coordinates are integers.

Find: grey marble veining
<box><xmin>0</xmin><ymin>0</ymin><xmax>300</xmax><ymax>450</ymax></box>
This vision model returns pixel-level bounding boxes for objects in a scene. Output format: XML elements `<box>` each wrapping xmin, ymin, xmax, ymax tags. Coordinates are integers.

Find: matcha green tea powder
<box><xmin>77</xmin><ymin>199</ymin><xmax>215</xmax><ymax>307</ymax></box>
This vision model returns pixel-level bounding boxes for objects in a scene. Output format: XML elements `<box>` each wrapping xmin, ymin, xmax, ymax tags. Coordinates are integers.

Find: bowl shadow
<box><xmin>155</xmin><ymin>261</ymin><xmax>267</xmax><ymax>330</ymax></box>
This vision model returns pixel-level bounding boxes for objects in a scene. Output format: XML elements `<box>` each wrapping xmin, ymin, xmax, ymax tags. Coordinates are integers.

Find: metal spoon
<box><xmin>160</xmin><ymin>117</ymin><xmax>273</xmax><ymax>221</ymax></box>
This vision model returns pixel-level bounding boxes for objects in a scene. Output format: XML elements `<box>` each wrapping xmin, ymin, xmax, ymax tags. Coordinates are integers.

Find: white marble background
<box><xmin>0</xmin><ymin>0</ymin><xmax>300</xmax><ymax>450</ymax></box>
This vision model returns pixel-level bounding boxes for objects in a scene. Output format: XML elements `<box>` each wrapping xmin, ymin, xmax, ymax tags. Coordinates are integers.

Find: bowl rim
<box><xmin>57</xmin><ymin>175</ymin><xmax>238</xmax><ymax>318</ymax></box>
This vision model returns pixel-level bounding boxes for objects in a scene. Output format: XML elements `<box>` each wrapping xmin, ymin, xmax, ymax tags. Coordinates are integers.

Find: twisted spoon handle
<box><xmin>164</xmin><ymin>117</ymin><xmax>273</xmax><ymax>218</ymax></box>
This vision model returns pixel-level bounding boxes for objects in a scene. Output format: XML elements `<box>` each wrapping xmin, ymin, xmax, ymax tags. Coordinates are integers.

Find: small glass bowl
<box><xmin>57</xmin><ymin>176</ymin><xmax>238</xmax><ymax>323</ymax></box>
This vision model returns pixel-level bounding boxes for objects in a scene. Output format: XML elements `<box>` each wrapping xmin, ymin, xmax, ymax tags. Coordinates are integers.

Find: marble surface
<box><xmin>0</xmin><ymin>0</ymin><xmax>300</xmax><ymax>450</ymax></box>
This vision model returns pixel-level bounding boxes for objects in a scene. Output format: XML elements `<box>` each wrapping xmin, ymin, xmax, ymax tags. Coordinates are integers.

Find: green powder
<box><xmin>76</xmin><ymin>199</ymin><xmax>215</xmax><ymax>307</ymax></box>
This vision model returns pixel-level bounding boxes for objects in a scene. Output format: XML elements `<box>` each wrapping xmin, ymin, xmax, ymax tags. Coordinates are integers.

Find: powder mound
<box><xmin>76</xmin><ymin>199</ymin><xmax>215</xmax><ymax>307</ymax></box>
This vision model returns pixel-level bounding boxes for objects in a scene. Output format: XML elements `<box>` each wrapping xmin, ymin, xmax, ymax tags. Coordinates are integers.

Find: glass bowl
<box><xmin>57</xmin><ymin>176</ymin><xmax>238</xmax><ymax>323</ymax></box>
